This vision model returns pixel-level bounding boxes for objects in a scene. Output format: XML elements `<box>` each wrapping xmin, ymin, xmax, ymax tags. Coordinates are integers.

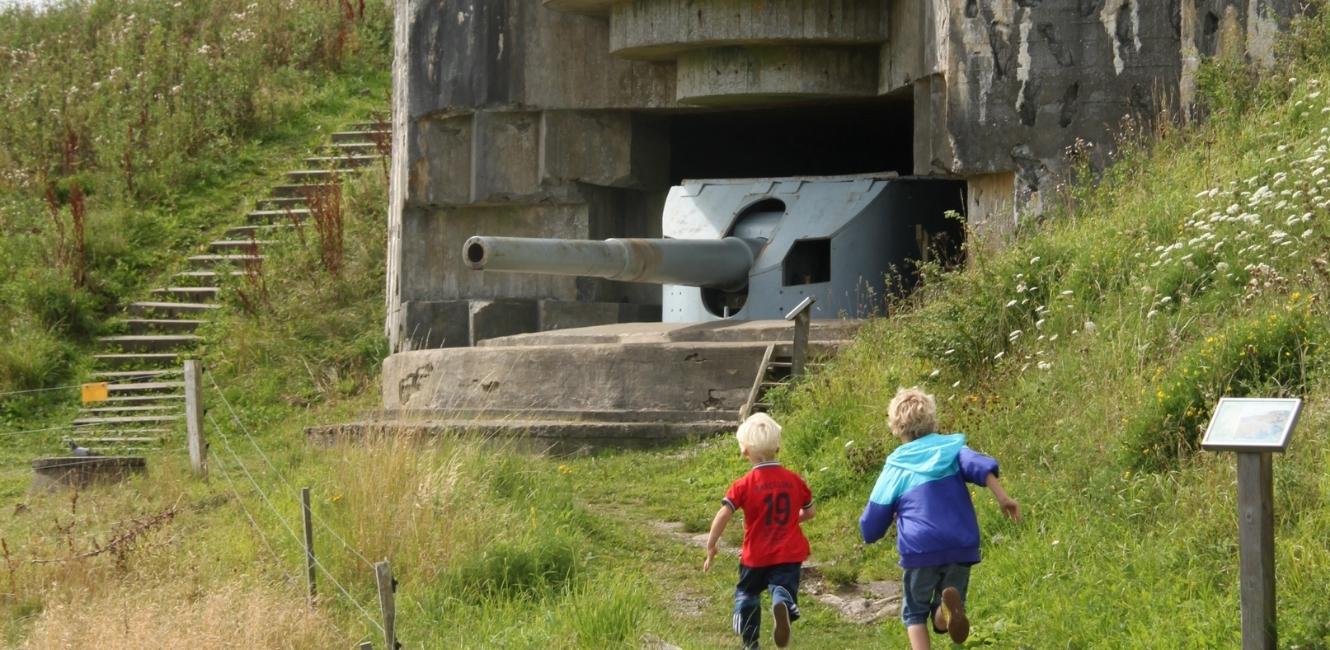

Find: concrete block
<box><xmin>409</xmin><ymin>114</ymin><xmax>471</xmax><ymax>206</ymax></box>
<box><xmin>471</xmin><ymin>111</ymin><xmax>542</xmax><ymax>202</ymax></box>
<box><xmin>540</xmin><ymin>111</ymin><xmax>669</xmax><ymax>189</ymax></box>
<box><xmin>676</xmin><ymin>45</ymin><xmax>879</xmax><ymax>106</ymax></box>
<box><xmin>469</xmin><ymin>300</ymin><xmax>540</xmax><ymax>345</ymax></box>
<box><xmin>399</xmin><ymin>204</ymin><xmax>590</xmax><ymax>302</ymax></box>
<box><xmin>400</xmin><ymin>300</ymin><xmax>470</xmax><ymax>349</ymax></box>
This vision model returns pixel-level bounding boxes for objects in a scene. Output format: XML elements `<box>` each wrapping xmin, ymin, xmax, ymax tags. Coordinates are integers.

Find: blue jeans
<box><xmin>901</xmin><ymin>563</ymin><xmax>971</xmax><ymax>627</ymax></box>
<box><xmin>733</xmin><ymin>563</ymin><xmax>802</xmax><ymax>648</ymax></box>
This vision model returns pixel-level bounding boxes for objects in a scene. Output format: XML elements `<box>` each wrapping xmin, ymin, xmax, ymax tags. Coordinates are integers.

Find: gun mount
<box><xmin>465</xmin><ymin>174</ymin><xmax>965</xmax><ymax>322</ymax></box>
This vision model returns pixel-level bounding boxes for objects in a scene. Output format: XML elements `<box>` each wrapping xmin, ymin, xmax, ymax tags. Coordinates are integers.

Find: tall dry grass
<box><xmin>22</xmin><ymin>580</ymin><xmax>340</xmax><ymax>649</ymax></box>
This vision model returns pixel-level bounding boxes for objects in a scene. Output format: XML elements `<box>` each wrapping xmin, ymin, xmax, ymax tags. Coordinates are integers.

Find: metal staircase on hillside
<box><xmin>72</xmin><ymin>121</ymin><xmax>391</xmax><ymax>454</ymax></box>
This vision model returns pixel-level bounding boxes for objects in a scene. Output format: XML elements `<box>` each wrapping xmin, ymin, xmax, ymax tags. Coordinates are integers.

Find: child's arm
<box><xmin>985</xmin><ymin>472</ymin><xmax>1021</xmax><ymax>522</ymax></box>
<box><xmin>799</xmin><ymin>503</ymin><xmax>816</xmax><ymax>523</ymax></box>
<box><xmin>702</xmin><ymin>505</ymin><xmax>734</xmax><ymax>572</ymax></box>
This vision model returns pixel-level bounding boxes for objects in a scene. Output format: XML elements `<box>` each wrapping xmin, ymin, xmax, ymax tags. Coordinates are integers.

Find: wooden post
<box><xmin>301</xmin><ymin>487</ymin><xmax>316</xmax><ymax>607</ymax></box>
<box><xmin>784</xmin><ymin>297</ymin><xmax>815</xmax><ymax>379</ymax></box>
<box><xmin>375</xmin><ymin>560</ymin><xmax>397</xmax><ymax>650</ymax></box>
<box><xmin>1237</xmin><ymin>452</ymin><xmax>1276</xmax><ymax>650</ymax></box>
<box><xmin>183</xmin><ymin>360</ymin><xmax>206</xmax><ymax>477</ymax></box>
<box><xmin>359</xmin><ymin>644</ymin><xmax>373</xmax><ymax>650</ymax></box>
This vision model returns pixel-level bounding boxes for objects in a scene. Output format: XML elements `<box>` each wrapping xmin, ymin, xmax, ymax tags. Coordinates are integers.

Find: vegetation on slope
<box><xmin>0</xmin><ymin>0</ymin><xmax>391</xmax><ymax>423</ymax></box>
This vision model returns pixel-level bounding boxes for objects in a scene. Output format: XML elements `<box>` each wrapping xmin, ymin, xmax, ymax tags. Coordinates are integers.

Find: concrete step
<box><xmin>76</xmin><ymin>436</ymin><xmax>164</xmax><ymax>444</ymax></box>
<box><xmin>71</xmin><ymin>427</ymin><xmax>172</xmax><ymax>435</ymax></box>
<box><xmin>331</xmin><ymin>130</ymin><xmax>389</xmax><ymax>144</ymax></box>
<box><xmin>225</xmin><ymin>224</ymin><xmax>294</xmax><ymax>238</ymax></box>
<box><xmin>303</xmin><ymin>154</ymin><xmax>380</xmax><ymax>169</ymax></box>
<box><xmin>93</xmin><ymin>353</ymin><xmax>181</xmax><ymax>368</ymax></box>
<box><xmin>173</xmin><ymin>271</ymin><xmax>250</xmax><ymax>286</ymax></box>
<box><xmin>248</xmin><ymin>208</ymin><xmax>310</xmax><ymax>224</ymax></box>
<box><xmin>150</xmin><ymin>287</ymin><xmax>220</xmax><ymax>301</ymax></box>
<box><xmin>129</xmin><ymin>301</ymin><xmax>221</xmax><ymax>316</ymax></box>
<box><xmin>90</xmin><ymin>369</ymin><xmax>181</xmax><ymax>381</ymax></box>
<box><xmin>96</xmin><ymin>335</ymin><xmax>202</xmax><ymax>352</ymax></box>
<box><xmin>286</xmin><ymin>168</ymin><xmax>355</xmax><ymax>183</ymax></box>
<box><xmin>209</xmin><ymin>240</ymin><xmax>275</xmax><ymax>253</ymax></box>
<box><xmin>186</xmin><ymin>254</ymin><xmax>265</xmax><ymax>269</ymax></box>
<box><xmin>73</xmin><ymin>415</ymin><xmax>181</xmax><ymax>426</ymax></box>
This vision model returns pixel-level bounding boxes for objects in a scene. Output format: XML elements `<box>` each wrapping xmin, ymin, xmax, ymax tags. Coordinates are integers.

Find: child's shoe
<box><xmin>941</xmin><ymin>586</ymin><xmax>969</xmax><ymax>644</ymax></box>
<box><xmin>772</xmin><ymin>601</ymin><xmax>791</xmax><ymax>648</ymax></box>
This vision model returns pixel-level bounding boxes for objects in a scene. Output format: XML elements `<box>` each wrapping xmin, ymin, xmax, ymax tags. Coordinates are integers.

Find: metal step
<box><xmin>93</xmin><ymin>353</ymin><xmax>181</xmax><ymax>368</ymax></box>
<box><xmin>303</xmin><ymin>154</ymin><xmax>380</xmax><ymax>169</ymax></box>
<box><xmin>172</xmin><ymin>271</ymin><xmax>250</xmax><ymax>286</ymax></box>
<box><xmin>90</xmin><ymin>369</ymin><xmax>181</xmax><ymax>381</ymax></box>
<box><xmin>101</xmin><ymin>395</ymin><xmax>184</xmax><ymax>404</ymax></box>
<box><xmin>81</xmin><ymin>405</ymin><xmax>178</xmax><ymax>414</ymax></box>
<box><xmin>344</xmin><ymin>121</ymin><xmax>390</xmax><ymax>132</ymax></box>
<box><xmin>286</xmin><ymin>168</ymin><xmax>355</xmax><ymax>183</ymax></box>
<box><xmin>150</xmin><ymin>286</ymin><xmax>220</xmax><ymax>301</ymax></box>
<box><xmin>225</xmin><ymin>224</ymin><xmax>294</xmax><ymax>238</ymax></box>
<box><xmin>73</xmin><ymin>415</ymin><xmax>181</xmax><ymax>426</ymax></box>
<box><xmin>186</xmin><ymin>255</ymin><xmax>264</xmax><ymax>269</ymax></box>
<box><xmin>255</xmin><ymin>196</ymin><xmax>307</xmax><ymax>210</ymax></box>
<box><xmin>129</xmin><ymin>301</ymin><xmax>221</xmax><ymax>316</ymax></box>
<box><xmin>77</xmin><ymin>437</ymin><xmax>164</xmax><ymax>444</ymax></box>
<box><xmin>209</xmin><ymin>240</ymin><xmax>275</xmax><ymax>253</ymax></box>
<box><xmin>269</xmin><ymin>183</ymin><xmax>328</xmax><ymax>199</ymax></box>
<box><xmin>331</xmin><ymin>130</ymin><xmax>389</xmax><ymax>144</ymax></box>
<box><xmin>247</xmin><ymin>207</ymin><xmax>310</xmax><ymax>224</ymax></box>
<box><xmin>97</xmin><ymin>335</ymin><xmax>202</xmax><ymax>352</ymax></box>
<box><xmin>108</xmin><ymin>381</ymin><xmax>186</xmax><ymax>393</ymax></box>
<box><xmin>325</xmin><ymin>142</ymin><xmax>380</xmax><ymax>155</ymax></box>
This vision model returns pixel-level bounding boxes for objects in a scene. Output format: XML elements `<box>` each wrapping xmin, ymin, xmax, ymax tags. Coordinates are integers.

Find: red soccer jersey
<box><xmin>723</xmin><ymin>462</ymin><xmax>814</xmax><ymax>568</ymax></box>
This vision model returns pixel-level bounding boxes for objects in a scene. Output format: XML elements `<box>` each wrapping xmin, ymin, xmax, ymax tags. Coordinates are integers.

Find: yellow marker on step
<box><xmin>80</xmin><ymin>382</ymin><xmax>109</xmax><ymax>403</ymax></box>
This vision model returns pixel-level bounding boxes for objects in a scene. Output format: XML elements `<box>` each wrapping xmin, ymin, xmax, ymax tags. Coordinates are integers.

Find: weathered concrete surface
<box><xmin>384</xmin><ymin>342</ymin><xmax>767</xmax><ymax>414</ymax></box>
<box><xmin>305</xmin><ymin>418</ymin><xmax>733</xmax><ymax>456</ymax></box>
<box><xmin>30</xmin><ymin>457</ymin><xmax>146</xmax><ymax>492</ymax></box>
<box><xmin>477</xmin><ymin>319</ymin><xmax>861</xmax><ymax>347</ymax></box>
<box><xmin>677</xmin><ymin>46</ymin><xmax>881</xmax><ymax>105</ymax></box>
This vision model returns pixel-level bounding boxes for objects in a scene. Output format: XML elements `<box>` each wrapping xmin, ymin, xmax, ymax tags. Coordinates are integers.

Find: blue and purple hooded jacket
<box><xmin>859</xmin><ymin>433</ymin><xmax>999</xmax><ymax>568</ymax></box>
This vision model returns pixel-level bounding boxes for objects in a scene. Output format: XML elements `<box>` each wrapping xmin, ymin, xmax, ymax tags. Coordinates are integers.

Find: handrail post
<box><xmin>784</xmin><ymin>297</ymin><xmax>816</xmax><ymax>379</ymax></box>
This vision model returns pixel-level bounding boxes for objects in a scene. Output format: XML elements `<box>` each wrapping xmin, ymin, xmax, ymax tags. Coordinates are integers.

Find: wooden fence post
<box><xmin>375</xmin><ymin>560</ymin><xmax>397</xmax><ymax>649</ymax></box>
<box><xmin>183</xmin><ymin>360</ymin><xmax>206</xmax><ymax>477</ymax></box>
<box><xmin>301</xmin><ymin>486</ymin><xmax>316</xmax><ymax>607</ymax></box>
<box><xmin>1237</xmin><ymin>452</ymin><xmax>1276</xmax><ymax>650</ymax></box>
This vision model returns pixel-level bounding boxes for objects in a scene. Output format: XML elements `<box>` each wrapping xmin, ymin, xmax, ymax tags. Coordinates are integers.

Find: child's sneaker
<box><xmin>941</xmin><ymin>586</ymin><xmax>969</xmax><ymax>644</ymax></box>
<box><xmin>772</xmin><ymin>601</ymin><xmax>791</xmax><ymax>648</ymax></box>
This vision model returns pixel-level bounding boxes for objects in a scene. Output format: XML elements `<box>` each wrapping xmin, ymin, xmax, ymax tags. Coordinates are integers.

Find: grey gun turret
<box><xmin>465</xmin><ymin>174</ymin><xmax>966</xmax><ymax>322</ymax></box>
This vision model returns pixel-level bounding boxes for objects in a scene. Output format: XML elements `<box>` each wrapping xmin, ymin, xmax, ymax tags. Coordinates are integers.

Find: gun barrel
<box><xmin>464</xmin><ymin>236</ymin><xmax>757</xmax><ymax>290</ymax></box>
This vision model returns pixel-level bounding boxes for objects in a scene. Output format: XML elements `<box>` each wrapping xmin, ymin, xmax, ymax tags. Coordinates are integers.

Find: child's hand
<box><xmin>703</xmin><ymin>544</ymin><xmax>718</xmax><ymax>572</ymax></box>
<box><xmin>998</xmin><ymin>497</ymin><xmax>1021</xmax><ymax>522</ymax></box>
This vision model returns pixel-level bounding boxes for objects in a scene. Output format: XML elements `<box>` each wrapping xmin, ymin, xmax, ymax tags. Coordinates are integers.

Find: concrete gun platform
<box><xmin>309</xmin><ymin>320</ymin><xmax>860</xmax><ymax>454</ymax></box>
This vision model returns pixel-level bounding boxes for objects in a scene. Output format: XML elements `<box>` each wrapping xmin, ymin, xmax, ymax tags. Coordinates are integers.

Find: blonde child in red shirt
<box><xmin>704</xmin><ymin>413</ymin><xmax>816</xmax><ymax>649</ymax></box>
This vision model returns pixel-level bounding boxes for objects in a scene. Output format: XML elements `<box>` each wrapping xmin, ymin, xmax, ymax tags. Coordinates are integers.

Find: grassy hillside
<box><xmin>6</xmin><ymin>4</ymin><xmax>1330</xmax><ymax>650</ymax></box>
<box><xmin>0</xmin><ymin>0</ymin><xmax>391</xmax><ymax>425</ymax></box>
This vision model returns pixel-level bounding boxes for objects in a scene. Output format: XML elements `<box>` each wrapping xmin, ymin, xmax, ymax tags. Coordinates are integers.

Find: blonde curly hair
<box><xmin>888</xmin><ymin>387</ymin><xmax>937</xmax><ymax>440</ymax></box>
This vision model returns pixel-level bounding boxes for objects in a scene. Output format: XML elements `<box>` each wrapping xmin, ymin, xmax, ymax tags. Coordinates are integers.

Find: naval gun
<box><xmin>465</xmin><ymin>174</ymin><xmax>965</xmax><ymax>322</ymax></box>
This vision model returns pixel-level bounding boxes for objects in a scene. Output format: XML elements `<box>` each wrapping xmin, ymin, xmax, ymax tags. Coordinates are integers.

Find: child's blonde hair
<box><xmin>888</xmin><ymin>387</ymin><xmax>937</xmax><ymax>440</ymax></box>
<box><xmin>736</xmin><ymin>413</ymin><xmax>782</xmax><ymax>461</ymax></box>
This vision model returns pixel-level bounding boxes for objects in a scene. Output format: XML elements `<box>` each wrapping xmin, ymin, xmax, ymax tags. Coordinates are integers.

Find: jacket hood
<box><xmin>885</xmin><ymin>433</ymin><xmax>965</xmax><ymax>479</ymax></box>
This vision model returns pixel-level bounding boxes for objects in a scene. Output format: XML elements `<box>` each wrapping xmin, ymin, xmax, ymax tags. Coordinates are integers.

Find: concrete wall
<box><xmin>389</xmin><ymin>0</ymin><xmax>1304</xmax><ymax>352</ymax></box>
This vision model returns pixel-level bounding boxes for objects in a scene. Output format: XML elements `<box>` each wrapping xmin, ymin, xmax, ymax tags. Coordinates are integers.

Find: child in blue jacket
<box><xmin>860</xmin><ymin>388</ymin><xmax>1020</xmax><ymax>649</ymax></box>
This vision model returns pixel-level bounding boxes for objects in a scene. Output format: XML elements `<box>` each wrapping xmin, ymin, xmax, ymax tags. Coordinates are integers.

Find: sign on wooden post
<box><xmin>1201</xmin><ymin>397</ymin><xmax>1302</xmax><ymax>650</ymax></box>
<box><xmin>183</xmin><ymin>360</ymin><xmax>206</xmax><ymax>477</ymax></box>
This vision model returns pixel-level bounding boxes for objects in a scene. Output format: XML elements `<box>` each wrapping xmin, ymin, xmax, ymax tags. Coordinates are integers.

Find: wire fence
<box><xmin>204</xmin><ymin>387</ymin><xmax>386</xmax><ymax>637</ymax></box>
